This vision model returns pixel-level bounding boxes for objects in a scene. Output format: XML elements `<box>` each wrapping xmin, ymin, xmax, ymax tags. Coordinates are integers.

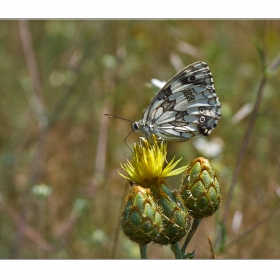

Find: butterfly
<box><xmin>106</xmin><ymin>61</ymin><xmax>221</xmax><ymax>142</ymax></box>
<box><xmin>132</xmin><ymin>61</ymin><xmax>221</xmax><ymax>142</ymax></box>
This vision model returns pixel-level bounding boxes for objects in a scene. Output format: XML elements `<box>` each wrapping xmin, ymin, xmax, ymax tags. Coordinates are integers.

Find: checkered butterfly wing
<box><xmin>132</xmin><ymin>61</ymin><xmax>221</xmax><ymax>141</ymax></box>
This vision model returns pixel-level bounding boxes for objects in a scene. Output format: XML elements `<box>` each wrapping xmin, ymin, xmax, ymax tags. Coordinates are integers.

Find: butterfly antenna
<box><xmin>105</xmin><ymin>114</ymin><xmax>135</xmax><ymax>152</ymax></box>
<box><xmin>104</xmin><ymin>114</ymin><xmax>133</xmax><ymax>123</ymax></box>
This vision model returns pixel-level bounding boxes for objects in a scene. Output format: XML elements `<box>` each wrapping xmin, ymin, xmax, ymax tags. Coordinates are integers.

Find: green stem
<box><xmin>139</xmin><ymin>244</ymin><xmax>147</xmax><ymax>259</ymax></box>
<box><xmin>181</xmin><ymin>218</ymin><xmax>202</xmax><ymax>255</ymax></box>
<box><xmin>170</xmin><ymin>242</ymin><xmax>183</xmax><ymax>259</ymax></box>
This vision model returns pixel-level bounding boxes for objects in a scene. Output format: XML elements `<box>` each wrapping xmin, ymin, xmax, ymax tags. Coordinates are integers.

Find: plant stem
<box><xmin>181</xmin><ymin>218</ymin><xmax>202</xmax><ymax>255</ymax></box>
<box><xmin>170</xmin><ymin>242</ymin><xmax>183</xmax><ymax>259</ymax></box>
<box><xmin>222</xmin><ymin>77</ymin><xmax>267</xmax><ymax>226</ymax></box>
<box><xmin>139</xmin><ymin>244</ymin><xmax>147</xmax><ymax>259</ymax></box>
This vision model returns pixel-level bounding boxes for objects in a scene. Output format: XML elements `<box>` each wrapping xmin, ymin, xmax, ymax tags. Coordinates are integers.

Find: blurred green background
<box><xmin>0</xmin><ymin>20</ymin><xmax>280</xmax><ymax>259</ymax></box>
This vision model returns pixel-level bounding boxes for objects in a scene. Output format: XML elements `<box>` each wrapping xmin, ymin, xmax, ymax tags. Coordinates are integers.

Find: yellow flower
<box><xmin>119</xmin><ymin>135</ymin><xmax>187</xmax><ymax>187</ymax></box>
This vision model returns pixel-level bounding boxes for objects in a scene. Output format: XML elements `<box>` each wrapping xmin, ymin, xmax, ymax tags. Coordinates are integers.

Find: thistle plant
<box><xmin>119</xmin><ymin>135</ymin><xmax>221</xmax><ymax>259</ymax></box>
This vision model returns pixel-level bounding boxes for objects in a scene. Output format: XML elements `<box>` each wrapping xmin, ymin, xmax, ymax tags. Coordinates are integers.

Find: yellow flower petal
<box><xmin>120</xmin><ymin>135</ymin><xmax>187</xmax><ymax>186</ymax></box>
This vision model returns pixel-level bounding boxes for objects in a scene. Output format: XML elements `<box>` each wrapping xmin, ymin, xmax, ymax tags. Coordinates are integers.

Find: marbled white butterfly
<box><xmin>107</xmin><ymin>61</ymin><xmax>221</xmax><ymax>142</ymax></box>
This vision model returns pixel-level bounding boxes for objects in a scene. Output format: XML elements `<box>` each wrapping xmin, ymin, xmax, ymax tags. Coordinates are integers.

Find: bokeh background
<box><xmin>0</xmin><ymin>20</ymin><xmax>280</xmax><ymax>259</ymax></box>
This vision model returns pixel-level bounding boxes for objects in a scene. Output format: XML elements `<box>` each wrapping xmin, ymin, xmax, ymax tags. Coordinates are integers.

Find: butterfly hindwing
<box><xmin>133</xmin><ymin>61</ymin><xmax>221</xmax><ymax>142</ymax></box>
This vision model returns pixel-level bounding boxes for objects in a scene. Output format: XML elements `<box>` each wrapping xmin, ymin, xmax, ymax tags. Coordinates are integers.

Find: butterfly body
<box><xmin>131</xmin><ymin>61</ymin><xmax>221</xmax><ymax>142</ymax></box>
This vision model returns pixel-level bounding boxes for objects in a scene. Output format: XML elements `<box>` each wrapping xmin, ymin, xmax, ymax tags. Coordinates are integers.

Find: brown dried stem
<box><xmin>225</xmin><ymin>206</ymin><xmax>280</xmax><ymax>249</ymax></box>
<box><xmin>18</xmin><ymin>20</ymin><xmax>47</xmax><ymax>129</ymax></box>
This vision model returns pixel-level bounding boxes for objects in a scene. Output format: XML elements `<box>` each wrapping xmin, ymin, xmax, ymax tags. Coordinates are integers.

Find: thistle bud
<box><xmin>180</xmin><ymin>157</ymin><xmax>221</xmax><ymax>219</ymax></box>
<box><xmin>121</xmin><ymin>185</ymin><xmax>163</xmax><ymax>244</ymax></box>
<box><xmin>151</xmin><ymin>184</ymin><xmax>191</xmax><ymax>245</ymax></box>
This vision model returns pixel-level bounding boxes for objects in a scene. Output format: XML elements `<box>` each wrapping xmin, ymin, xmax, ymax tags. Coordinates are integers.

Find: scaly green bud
<box><xmin>121</xmin><ymin>185</ymin><xmax>163</xmax><ymax>244</ymax></box>
<box><xmin>180</xmin><ymin>157</ymin><xmax>221</xmax><ymax>219</ymax></box>
<box><xmin>150</xmin><ymin>184</ymin><xmax>191</xmax><ymax>245</ymax></box>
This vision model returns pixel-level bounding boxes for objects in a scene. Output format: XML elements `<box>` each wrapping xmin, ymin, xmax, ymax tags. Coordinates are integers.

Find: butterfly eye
<box><xmin>132</xmin><ymin>122</ymin><xmax>139</xmax><ymax>131</ymax></box>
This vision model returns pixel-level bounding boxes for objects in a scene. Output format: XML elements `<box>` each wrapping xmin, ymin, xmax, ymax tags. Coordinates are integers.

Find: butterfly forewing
<box><xmin>133</xmin><ymin>61</ymin><xmax>221</xmax><ymax>142</ymax></box>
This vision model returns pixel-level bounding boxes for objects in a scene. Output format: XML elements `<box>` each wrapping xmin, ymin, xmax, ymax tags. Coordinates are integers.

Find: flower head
<box><xmin>119</xmin><ymin>135</ymin><xmax>187</xmax><ymax>187</ymax></box>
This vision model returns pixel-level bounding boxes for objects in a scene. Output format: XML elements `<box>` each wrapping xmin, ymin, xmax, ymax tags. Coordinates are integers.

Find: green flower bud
<box><xmin>150</xmin><ymin>184</ymin><xmax>191</xmax><ymax>245</ymax></box>
<box><xmin>121</xmin><ymin>185</ymin><xmax>163</xmax><ymax>244</ymax></box>
<box><xmin>180</xmin><ymin>157</ymin><xmax>221</xmax><ymax>219</ymax></box>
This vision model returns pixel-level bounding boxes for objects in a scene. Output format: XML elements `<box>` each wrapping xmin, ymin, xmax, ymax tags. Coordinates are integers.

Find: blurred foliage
<box><xmin>0</xmin><ymin>20</ymin><xmax>280</xmax><ymax>259</ymax></box>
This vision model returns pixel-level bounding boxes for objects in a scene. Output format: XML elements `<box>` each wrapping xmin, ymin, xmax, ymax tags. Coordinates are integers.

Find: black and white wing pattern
<box><xmin>131</xmin><ymin>61</ymin><xmax>221</xmax><ymax>142</ymax></box>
